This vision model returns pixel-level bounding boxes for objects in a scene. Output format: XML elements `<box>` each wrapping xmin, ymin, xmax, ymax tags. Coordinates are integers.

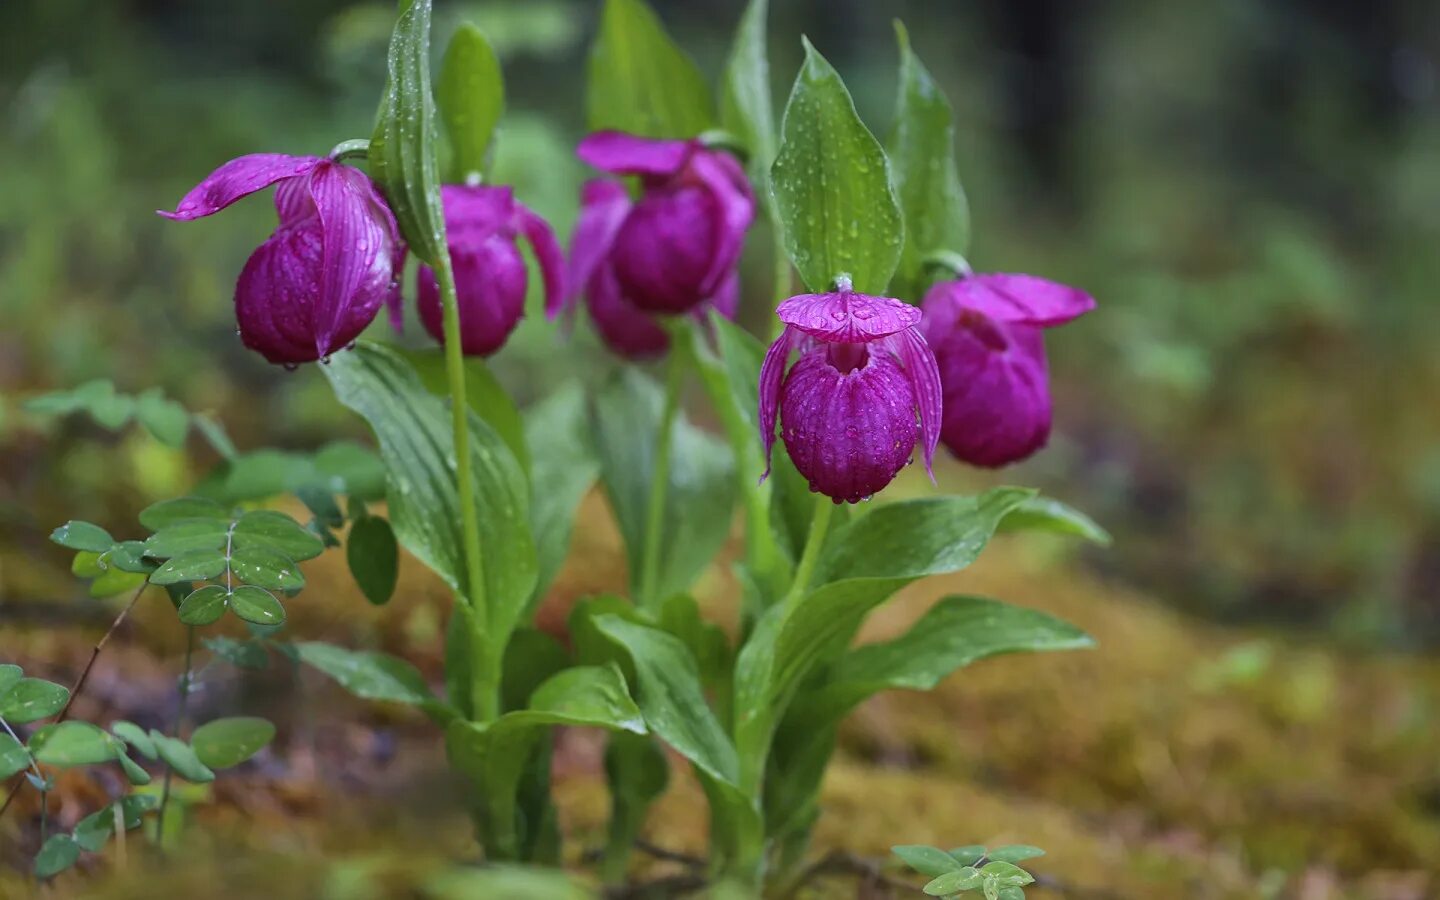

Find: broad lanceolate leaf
<box><xmin>0</xmin><ymin>677</ymin><xmax>69</xmax><ymax>724</ymax></box>
<box><xmin>720</xmin><ymin>0</ymin><xmax>776</xmax><ymax>187</ymax></box>
<box><xmin>893</xmin><ymin>844</ymin><xmax>965</xmax><ymax>878</ymax></box>
<box><xmin>30</xmin><ymin>722</ymin><xmax>119</xmax><ymax>768</ymax></box>
<box><xmin>888</xmin><ymin>20</ymin><xmax>970</xmax><ymax>302</ymax></box>
<box><xmin>347</xmin><ymin>515</ymin><xmax>400</xmax><ymax>606</ymax></box>
<box><xmin>523</xmin><ymin>383</ymin><xmax>598</xmax><ymax>610</ymax></box>
<box><xmin>998</xmin><ymin>495</ymin><xmax>1112</xmax><ymax>546</ymax></box>
<box><xmin>587</xmin><ymin>0</ymin><xmax>714</xmax><ymax>139</ymax></box>
<box><xmin>401</xmin><ymin>348</ymin><xmax>529</xmax><ymax>476</ymax></box>
<box><xmin>591</xmin><ymin>368</ymin><xmax>735</xmax><ymax>608</ymax></box>
<box><xmin>771</xmin><ymin>38</ymin><xmax>903</xmax><ymax>294</ymax></box>
<box><xmin>296</xmin><ymin>642</ymin><xmax>452</xmax><ymax>724</ymax></box>
<box><xmin>372</xmin><ymin>0</ymin><xmax>448</xmax><ymax>266</ymax></box>
<box><xmin>190</xmin><ymin>716</ymin><xmax>276</xmax><ymax>768</ymax></box>
<box><xmin>445</xmin><ymin>665</ymin><xmax>644</xmax><ymax>859</ymax></box>
<box><xmin>437</xmin><ymin>23</ymin><xmax>504</xmax><ymax>182</ymax></box>
<box><xmin>323</xmin><ymin>343</ymin><xmax>537</xmax><ymax>649</ymax></box>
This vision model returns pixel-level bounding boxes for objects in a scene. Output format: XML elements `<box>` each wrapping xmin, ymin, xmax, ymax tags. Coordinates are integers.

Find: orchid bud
<box><xmin>414</xmin><ymin>185</ymin><xmax>565</xmax><ymax>357</ymax></box>
<box><xmin>921</xmin><ymin>274</ymin><xmax>1095</xmax><ymax>467</ymax></box>
<box><xmin>575</xmin><ymin>131</ymin><xmax>753</xmax><ymax>315</ymax></box>
<box><xmin>759</xmin><ymin>289</ymin><xmax>942</xmax><ymax>504</ymax></box>
<box><xmin>159</xmin><ymin>154</ymin><xmax>402</xmax><ymax>367</ymax></box>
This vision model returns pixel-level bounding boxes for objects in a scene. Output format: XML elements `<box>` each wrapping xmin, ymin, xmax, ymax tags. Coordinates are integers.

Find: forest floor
<box><xmin>0</xmin><ymin>492</ymin><xmax>1436</xmax><ymax>899</ymax></box>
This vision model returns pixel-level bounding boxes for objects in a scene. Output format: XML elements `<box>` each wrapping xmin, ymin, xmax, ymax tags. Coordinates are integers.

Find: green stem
<box><xmin>769</xmin><ymin>223</ymin><xmax>792</xmax><ymax>339</ymax></box>
<box><xmin>637</xmin><ymin>344</ymin><xmax>685</xmax><ymax>610</ymax></box>
<box><xmin>783</xmin><ymin>495</ymin><xmax>834</xmax><ymax>608</ymax></box>
<box><xmin>435</xmin><ymin>259</ymin><xmax>496</xmax><ymax>722</ymax></box>
<box><xmin>156</xmin><ymin>625</ymin><xmax>195</xmax><ymax>848</ymax></box>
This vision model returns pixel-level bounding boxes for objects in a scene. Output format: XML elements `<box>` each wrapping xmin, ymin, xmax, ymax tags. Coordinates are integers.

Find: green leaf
<box><xmin>603</xmin><ymin>730</ymin><xmax>670</xmax><ymax>876</ymax></box>
<box><xmin>0</xmin><ymin>663</ymin><xmax>23</xmax><ymax>697</ymax></box>
<box><xmin>0</xmin><ymin>733</ymin><xmax>30</xmax><ymax>779</ymax></box>
<box><xmin>73</xmin><ymin>795</ymin><xmax>157</xmax><ymax>853</ymax></box>
<box><xmin>986</xmin><ymin>846</ymin><xmax>1046</xmax><ymax>864</ymax></box>
<box><xmin>591</xmin><ymin>368</ymin><xmax>735</xmax><ymax>607</ymax></box>
<box><xmin>118</xmin><ymin>753</ymin><xmax>151</xmax><ymax>785</ymax></box>
<box><xmin>347</xmin><ymin>515</ymin><xmax>399</xmax><ymax>606</ymax></box>
<box><xmin>193</xmin><ymin>413</ymin><xmax>238</xmax><ymax>460</ymax></box>
<box><xmin>998</xmin><ymin>496</ymin><xmax>1111</xmax><ymax>546</ymax></box>
<box><xmin>437</xmin><ymin>22</ymin><xmax>504</xmax><ymax>181</ymax></box>
<box><xmin>34</xmin><ymin>833</ymin><xmax>80</xmax><ymax>879</ymax></box>
<box><xmin>228</xmin><ymin>586</ymin><xmax>286</xmax><ymax>626</ymax></box>
<box><xmin>27</xmin><ymin>379</ymin><xmax>136</xmax><ymax>431</ymax></box>
<box><xmin>893</xmin><ymin>844</ymin><xmax>964</xmax><ymax>877</ymax></box>
<box><xmin>371</xmin><ymin>0</ymin><xmax>447</xmax><ymax>266</ymax></box>
<box><xmin>177</xmin><ymin>584</ymin><xmax>230</xmax><ymax>626</ymax></box>
<box><xmin>950</xmin><ymin>845</ymin><xmax>987</xmax><ymax>865</ymax></box>
<box><xmin>981</xmin><ymin>861</ymin><xmax>1035</xmax><ymax>887</ymax></box>
<box><xmin>996</xmin><ymin>887</ymin><xmax>1025</xmax><ymax>900</ymax></box>
<box><xmin>139</xmin><ymin>496</ymin><xmax>230</xmax><ymax>531</ymax></box>
<box><xmin>720</xmin><ymin>0</ymin><xmax>776</xmax><ymax>183</ymax></box>
<box><xmin>50</xmin><ymin>520</ymin><xmax>114</xmax><ymax>552</ymax></box>
<box><xmin>924</xmin><ymin>867</ymin><xmax>982</xmax><ymax>895</ymax></box>
<box><xmin>322</xmin><ymin>344</ymin><xmax>536</xmax><ymax>645</ymax></box>
<box><xmin>401</xmin><ymin>349</ymin><xmax>530</xmax><ymax>477</ymax></box>
<box><xmin>233</xmin><ymin>510</ymin><xmax>326</xmax><ymax>561</ymax></box>
<box><xmin>30</xmin><ymin>721</ymin><xmax>118</xmax><ymax>768</ymax></box>
<box><xmin>149</xmin><ymin>732</ymin><xmax>214</xmax><ymax>783</ymax></box>
<box><xmin>888</xmin><ymin>20</ymin><xmax>969</xmax><ymax>301</ymax></box>
<box><xmin>313</xmin><ymin>442</ymin><xmax>388</xmax><ymax>501</ymax></box>
<box><xmin>145</xmin><ymin>520</ymin><xmax>229</xmax><ymax>558</ymax></box>
<box><xmin>204</xmin><ymin>637</ymin><xmax>269</xmax><ymax>671</ymax></box>
<box><xmin>523</xmin><ymin>385</ymin><xmax>598</xmax><ymax>607</ymax></box>
<box><xmin>89</xmin><ymin>567</ymin><xmax>148</xmax><ymax>598</ymax></box>
<box><xmin>136</xmin><ymin>388</ymin><xmax>191</xmax><ymax>447</ymax></box>
<box><xmin>111</xmin><ymin>721</ymin><xmax>156</xmax><ymax>760</ymax></box>
<box><xmin>501</xmin><ymin>628</ymin><xmax>571</xmax><ymax>714</ymax></box>
<box><xmin>229</xmin><ymin>546</ymin><xmax>305</xmax><ymax>592</ymax></box>
<box><xmin>0</xmin><ymin>677</ymin><xmax>69</xmax><ymax>724</ymax></box>
<box><xmin>771</xmin><ymin>38</ymin><xmax>903</xmax><ymax>294</ymax></box>
<box><xmin>104</xmin><ymin>541</ymin><xmax>155</xmax><ymax>574</ymax></box>
<box><xmin>190</xmin><ymin>716</ymin><xmax>275</xmax><ymax>769</ymax></box>
<box><xmin>587</xmin><ymin>0</ymin><xmax>714</xmax><ymax>138</ymax></box>
<box><xmin>296</xmin><ymin>642</ymin><xmax>450</xmax><ymax>718</ymax></box>
<box><xmin>148</xmin><ymin>549</ymin><xmax>227</xmax><ymax>585</ymax></box>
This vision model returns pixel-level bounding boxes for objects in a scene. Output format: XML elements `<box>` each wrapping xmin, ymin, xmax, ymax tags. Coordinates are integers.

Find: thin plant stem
<box><xmin>0</xmin><ymin>715</ymin><xmax>45</xmax><ymax>834</ymax></box>
<box><xmin>783</xmin><ymin>495</ymin><xmax>834</xmax><ymax>607</ymax></box>
<box><xmin>435</xmin><ymin>259</ymin><xmax>495</xmax><ymax>722</ymax></box>
<box><xmin>769</xmin><ymin>224</ymin><xmax>791</xmax><ymax>339</ymax></box>
<box><xmin>637</xmin><ymin>344</ymin><xmax>685</xmax><ymax>610</ymax></box>
<box><xmin>155</xmin><ymin>625</ymin><xmax>195</xmax><ymax>848</ymax></box>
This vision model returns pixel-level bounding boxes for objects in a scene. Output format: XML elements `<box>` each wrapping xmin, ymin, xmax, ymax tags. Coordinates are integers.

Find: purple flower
<box><xmin>759</xmin><ymin>288</ymin><xmax>942</xmax><ymax>504</ymax></box>
<box><xmin>413</xmin><ymin>185</ymin><xmax>566</xmax><ymax>357</ymax></box>
<box><xmin>160</xmin><ymin>153</ymin><xmax>402</xmax><ymax>366</ymax></box>
<box><xmin>567</xmin><ymin>179</ymin><xmax>739</xmax><ymax>360</ymax></box>
<box><xmin>574</xmin><ymin>131</ymin><xmax>753</xmax><ymax>316</ymax></box>
<box><xmin>921</xmin><ymin>274</ymin><xmax>1095</xmax><ymax>467</ymax></box>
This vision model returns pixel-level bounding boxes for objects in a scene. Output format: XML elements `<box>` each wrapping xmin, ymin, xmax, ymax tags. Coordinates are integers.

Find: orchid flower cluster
<box><xmin>20</xmin><ymin>0</ymin><xmax>1108</xmax><ymax>894</ymax></box>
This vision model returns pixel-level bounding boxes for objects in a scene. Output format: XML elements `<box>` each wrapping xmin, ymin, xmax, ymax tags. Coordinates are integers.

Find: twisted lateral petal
<box><xmin>515</xmin><ymin>202</ymin><xmax>567</xmax><ymax>319</ymax></box>
<box><xmin>689</xmin><ymin>148</ymin><xmax>756</xmax><ymax>297</ymax></box>
<box><xmin>567</xmin><ymin>179</ymin><xmax>633</xmax><ymax>313</ymax></box>
<box><xmin>576</xmin><ymin>131</ymin><xmax>694</xmax><ymax>178</ymax></box>
<box><xmin>159</xmin><ymin>154</ymin><xmax>323</xmax><ymax>220</ymax></box>
<box><xmin>308</xmin><ymin>162</ymin><xmax>391</xmax><ymax>358</ymax></box>
<box><xmin>757</xmin><ymin>326</ymin><xmax>800</xmax><ymax>478</ymax></box>
<box><xmin>887</xmin><ymin>327</ymin><xmax>943</xmax><ymax>481</ymax></box>
<box><xmin>927</xmin><ymin>274</ymin><xmax>1095</xmax><ymax>328</ymax></box>
<box><xmin>777</xmin><ymin>291</ymin><xmax>921</xmax><ymax>344</ymax></box>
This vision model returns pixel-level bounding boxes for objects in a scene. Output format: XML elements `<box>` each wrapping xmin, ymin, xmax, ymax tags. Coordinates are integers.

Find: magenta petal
<box><xmin>889</xmin><ymin>328</ymin><xmax>943</xmax><ymax>482</ymax></box>
<box><xmin>704</xmin><ymin>270</ymin><xmax>740</xmax><ymax>321</ymax></box>
<box><xmin>934</xmin><ymin>323</ymin><xmax>1052</xmax><ymax>467</ymax></box>
<box><xmin>160</xmin><ymin>154</ymin><xmax>323</xmax><ymax>220</ymax></box>
<box><xmin>440</xmin><ymin>184</ymin><xmax>516</xmax><ymax>236</ymax></box>
<box><xmin>586</xmin><ymin>262</ymin><xmax>670</xmax><ymax>359</ymax></box>
<box><xmin>235</xmin><ymin>227</ymin><xmax>325</xmax><ymax>364</ymax></box>
<box><xmin>417</xmin><ymin>235</ymin><xmax>529</xmax><ymax>357</ymax></box>
<box><xmin>689</xmin><ymin>148</ymin><xmax>755</xmax><ymax>298</ymax></box>
<box><xmin>515</xmin><ymin>201</ymin><xmax>567</xmax><ymax>319</ymax></box>
<box><xmin>930</xmin><ymin>274</ymin><xmax>1095</xmax><ymax>328</ymax></box>
<box><xmin>568</xmin><ymin>179</ymin><xmax>632</xmax><ymax>316</ymax></box>
<box><xmin>307</xmin><ymin>162</ymin><xmax>391</xmax><ymax>357</ymax></box>
<box><xmin>609</xmin><ymin>184</ymin><xmax>718</xmax><ymax>313</ymax></box>
<box><xmin>777</xmin><ymin>291</ymin><xmax>921</xmax><ymax>344</ymax></box>
<box><xmin>576</xmin><ymin>131</ymin><xmax>694</xmax><ymax>178</ymax></box>
<box><xmin>758</xmin><ymin>327</ymin><xmax>799</xmax><ymax>479</ymax></box>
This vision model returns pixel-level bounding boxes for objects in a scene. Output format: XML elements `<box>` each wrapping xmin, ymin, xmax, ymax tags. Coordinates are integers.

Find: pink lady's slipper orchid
<box><xmin>414</xmin><ymin>185</ymin><xmax>566</xmax><ymax>357</ymax></box>
<box><xmin>160</xmin><ymin>154</ymin><xmax>402</xmax><ymax>366</ymax></box>
<box><xmin>921</xmin><ymin>274</ymin><xmax>1095</xmax><ymax>467</ymax></box>
<box><xmin>759</xmin><ymin>286</ymin><xmax>942</xmax><ymax>504</ymax></box>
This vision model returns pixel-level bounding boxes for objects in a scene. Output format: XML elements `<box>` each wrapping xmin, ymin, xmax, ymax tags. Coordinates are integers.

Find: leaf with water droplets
<box><xmin>50</xmin><ymin>520</ymin><xmax>114</xmax><ymax>553</ymax></box>
<box><xmin>771</xmin><ymin>38</ymin><xmax>903</xmax><ymax>295</ymax></box>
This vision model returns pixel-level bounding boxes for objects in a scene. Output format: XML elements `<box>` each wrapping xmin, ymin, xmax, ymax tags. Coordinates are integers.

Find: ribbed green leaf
<box><xmin>998</xmin><ymin>495</ymin><xmax>1112</xmax><ymax>546</ymax></box>
<box><xmin>771</xmin><ymin>38</ymin><xmax>903</xmax><ymax>294</ymax></box>
<box><xmin>296</xmin><ymin>641</ymin><xmax>455</xmax><ymax>724</ymax></box>
<box><xmin>437</xmin><ymin>22</ymin><xmax>503</xmax><ymax>181</ymax></box>
<box><xmin>586</xmin><ymin>0</ymin><xmax>714</xmax><ymax>139</ymax></box>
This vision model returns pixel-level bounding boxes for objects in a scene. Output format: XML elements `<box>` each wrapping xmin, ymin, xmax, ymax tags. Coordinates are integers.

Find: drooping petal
<box><xmin>928</xmin><ymin>274</ymin><xmax>1095</xmax><ymax>328</ymax></box>
<box><xmin>586</xmin><ymin>262</ymin><xmax>670</xmax><ymax>359</ymax></box>
<box><xmin>577</xmin><ymin>131</ymin><xmax>693</xmax><ymax>178</ymax></box>
<box><xmin>417</xmin><ymin>234</ymin><xmax>529</xmax><ymax>357</ymax></box>
<box><xmin>888</xmin><ymin>327</ymin><xmax>943</xmax><ymax>482</ymax></box>
<box><xmin>440</xmin><ymin>184</ymin><xmax>516</xmax><ymax>238</ymax></box>
<box><xmin>757</xmin><ymin>327</ymin><xmax>799</xmax><ymax>479</ymax></box>
<box><xmin>515</xmin><ymin>201</ymin><xmax>568</xmax><ymax>319</ymax></box>
<box><xmin>688</xmin><ymin>148</ymin><xmax>756</xmax><ymax>297</ymax></box>
<box><xmin>777</xmin><ymin>291</ymin><xmax>921</xmax><ymax>344</ymax></box>
<box><xmin>567</xmin><ymin>179</ymin><xmax>632</xmax><ymax>316</ymax></box>
<box><xmin>933</xmin><ymin>322</ymin><xmax>1052</xmax><ymax>467</ymax></box>
<box><xmin>159</xmin><ymin>154</ymin><xmax>323</xmax><ymax>221</ymax></box>
<box><xmin>235</xmin><ymin>225</ymin><xmax>326</xmax><ymax>365</ymax></box>
<box><xmin>307</xmin><ymin>162</ymin><xmax>391</xmax><ymax>357</ymax></box>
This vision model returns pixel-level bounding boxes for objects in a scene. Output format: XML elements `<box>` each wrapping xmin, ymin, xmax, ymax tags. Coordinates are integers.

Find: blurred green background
<box><xmin>2</xmin><ymin>0</ymin><xmax>1440</xmax><ymax>895</ymax></box>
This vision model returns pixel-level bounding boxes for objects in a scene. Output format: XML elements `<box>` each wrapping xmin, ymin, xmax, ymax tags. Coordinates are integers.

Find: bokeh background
<box><xmin>2</xmin><ymin>1</ymin><xmax>1439</xmax><ymax>897</ymax></box>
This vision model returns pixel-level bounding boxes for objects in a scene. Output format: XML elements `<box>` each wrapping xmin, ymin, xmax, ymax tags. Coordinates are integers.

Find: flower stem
<box><xmin>770</xmin><ymin>224</ymin><xmax>791</xmax><ymax>339</ymax></box>
<box><xmin>156</xmin><ymin>625</ymin><xmax>195</xmax><ymax>848</ymax></box>
<box><xmin>783</xmin><ymin>495</ymin><xmax>834</xmax><ymax>608</ymax></box>
<box><xmin>638</xmin><ymin>345</ymin><xmax>685</xmax><ymax>611</ymax></box>
<box><xmin>435</xmin><ymin>259</ymin><xmax>497</xmax><ymax>722</ymax></box>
